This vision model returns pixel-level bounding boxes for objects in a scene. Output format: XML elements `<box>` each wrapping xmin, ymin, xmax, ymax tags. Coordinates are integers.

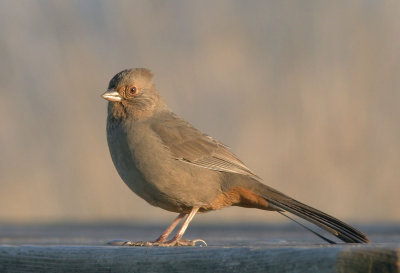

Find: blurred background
<box><xmin>0</xmin><ymin>0</ymin><xmax>399</xmax><ymax>225</ymax></box>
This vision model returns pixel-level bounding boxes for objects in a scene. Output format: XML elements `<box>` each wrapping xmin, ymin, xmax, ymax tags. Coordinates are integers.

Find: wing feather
<box><xmin>151</xmin><ymin>113</ymin><xmax>260</xmax><ymax>180</ymax></box>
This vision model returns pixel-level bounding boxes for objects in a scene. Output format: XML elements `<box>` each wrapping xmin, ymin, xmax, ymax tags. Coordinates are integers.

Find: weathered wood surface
<box><xmin>0</xmin><ymin>224</ymin><xmax>398</xmax><ymax>273</ymax></box>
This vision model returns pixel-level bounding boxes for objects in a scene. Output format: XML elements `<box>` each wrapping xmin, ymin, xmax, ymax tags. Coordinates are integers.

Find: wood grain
<box><xmin>0</xmin><ymin>224</ymin><xmax>398</xmax><ymax>273</ymax></box>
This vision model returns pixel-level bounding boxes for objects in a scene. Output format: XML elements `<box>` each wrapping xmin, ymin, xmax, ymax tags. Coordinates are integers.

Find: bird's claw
<box><xmin>192</xmin><ymin>238</ymin><xmax>208</xmax><ymax>247</ymax></box>
<box><xmin>107</xmin><ymin>238</ymin><xmax>207</xmax><ymax>247</ymax></box>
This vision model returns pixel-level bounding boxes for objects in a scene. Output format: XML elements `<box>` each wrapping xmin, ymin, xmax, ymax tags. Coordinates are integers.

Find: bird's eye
<box><xmin>129</xmin><ymin>87</ymin><xmax>137</xmax><ymax>94</ymax></box>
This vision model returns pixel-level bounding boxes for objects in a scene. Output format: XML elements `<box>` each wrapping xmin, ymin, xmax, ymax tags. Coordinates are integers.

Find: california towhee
<box><xmin>102</xmin><ymin>68</ymin><xmax>369</xmax><ymax>246</ymax></box>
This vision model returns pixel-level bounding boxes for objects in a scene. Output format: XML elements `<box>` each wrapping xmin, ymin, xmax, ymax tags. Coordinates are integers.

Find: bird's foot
<box><xmin>107</xmin><ymin>240</ymin><xmax>157</xmax><ymax>246</ymax></box>
<box><xmin>107</xmin><ymin>238</ymin><xmax>207</xmax><ymax>247</ymax></box>
<box><xmin>159</xmin><ymin>238</ymin><xmax>207</xmax><ymax>247</ymax></box>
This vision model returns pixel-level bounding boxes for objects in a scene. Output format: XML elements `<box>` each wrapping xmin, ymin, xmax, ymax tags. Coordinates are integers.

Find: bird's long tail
<box><xmin>256</xmin><ymin>183</ymin><xmax>369</xmax><ymax>243</ymax></box>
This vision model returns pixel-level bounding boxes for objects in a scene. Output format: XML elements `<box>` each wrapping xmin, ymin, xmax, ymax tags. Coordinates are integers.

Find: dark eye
<box><xmin>129</xmin><ymin>87</ymin><xmax>137</xmax><ymax>94</ymax></box>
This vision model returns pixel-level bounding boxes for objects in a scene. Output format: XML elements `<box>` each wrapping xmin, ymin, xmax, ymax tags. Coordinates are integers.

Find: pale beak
<box><xmin>102</xmin><ymin>89</ymin><xmax>122</xmax><ymax>102</ymax></box>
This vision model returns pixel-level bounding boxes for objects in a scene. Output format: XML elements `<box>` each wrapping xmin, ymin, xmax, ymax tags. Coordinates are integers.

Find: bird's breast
<box><xmin>106</xmin><ymin>118</ymin><xmax>223</xmax><ymax>211</ymax></box>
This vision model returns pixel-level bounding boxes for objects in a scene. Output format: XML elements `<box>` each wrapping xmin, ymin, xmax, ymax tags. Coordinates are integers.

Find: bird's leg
<box><xmin>151</xmin><ymin>213</ymin><xmax>186</xmax><ymax>243</ymax></box>
<box><xmin>107</xmin><ymin>207</ymin><xmax>206</xmax><ymax>247</ymax></box>
<box><xmin>160</xmin><ymin>207</ymin><xmax>207</xmax><ymax>246</ymax></box>
<box><xmin>107</xmin><ymin>213</ymin><xmax>186</xmax><ymax>246</ymax></box>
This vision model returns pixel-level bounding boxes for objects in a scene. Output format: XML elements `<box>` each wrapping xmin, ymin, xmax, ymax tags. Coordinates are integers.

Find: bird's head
<box><xmin>102</xmin><ymin>68</ymin><xmax>165</xmax><ymax>120</ymax></box>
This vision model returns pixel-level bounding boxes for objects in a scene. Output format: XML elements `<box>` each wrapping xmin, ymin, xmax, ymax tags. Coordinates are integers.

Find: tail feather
<box><xmin>279</xmin><ymin>211</ymin><xmax>337</xmax><ymax>244</ymax></box>
<box><xmin>258</xmin><ymin>185</ymin><xmax>369</xmax><ymax>243</ymax></box>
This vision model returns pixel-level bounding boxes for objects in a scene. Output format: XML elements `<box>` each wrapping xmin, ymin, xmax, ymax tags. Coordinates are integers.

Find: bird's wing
<box><xmin>151</xmin><ymin>113</ymin><xmax>261</xmax><ymax>180</ymax></box>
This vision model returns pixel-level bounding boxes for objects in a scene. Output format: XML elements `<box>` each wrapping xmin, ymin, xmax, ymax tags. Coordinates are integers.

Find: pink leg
<box><xmin>107</xmin><ymin>213</ymin><xmax>185</xmax><ymax>246</ymax></box>
<box><xmin>164</xmin><ymin>207</ymin><xmax>207</xmax><ymax>246</ymax></box>
<box><xmin>168</xmin><ymin>207</ymin><xmax>199</xmax><ymax>242</ymax></box>
<box><xmin>153</xmin><ymin>213</ymin><xmax>186</xmax><ymax>243</ymax></box>
<box><xmin>108</xmin><ymin>207</ymin><xmax>206</xmax><ymax>247</ymax></box>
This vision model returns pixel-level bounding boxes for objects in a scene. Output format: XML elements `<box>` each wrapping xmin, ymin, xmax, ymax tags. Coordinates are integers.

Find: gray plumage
<box><xmin>103</xmin><ymin>68</ymin><xmax>369</xmax><ymax>244</ymax></box>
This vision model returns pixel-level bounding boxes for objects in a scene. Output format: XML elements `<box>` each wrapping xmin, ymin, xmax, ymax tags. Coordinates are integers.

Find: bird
<box><xmin>102</xmin><ymin>68</ymin><xmax>369</xmax><ymax>246</ymax></box>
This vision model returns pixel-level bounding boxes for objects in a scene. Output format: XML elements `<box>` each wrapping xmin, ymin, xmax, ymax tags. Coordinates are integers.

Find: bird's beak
<box><xmin>102</xmin><ymin>89</ymin><xmax>122</xmax><ymax>102</ymax></box>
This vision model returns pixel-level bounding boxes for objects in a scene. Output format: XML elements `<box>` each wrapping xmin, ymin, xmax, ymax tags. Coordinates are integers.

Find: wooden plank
<box><xmin>0</xmin><ymin>224</ymin><xmax>398</xmax><ymax>272</ymax></box>
<box><xmin>337</xmin><ymin>246</ymin><xmax>400</xmax><ymax>273</ymax></box>
<box><xmin>0</xmin><ymin>245</ymin><xmax>337</xmax><ymax>273</ymax></box>
<box><xmin>0</xmin><ymin>244</ymin><xmax>398</xmax><ymax>273</ymax></box>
